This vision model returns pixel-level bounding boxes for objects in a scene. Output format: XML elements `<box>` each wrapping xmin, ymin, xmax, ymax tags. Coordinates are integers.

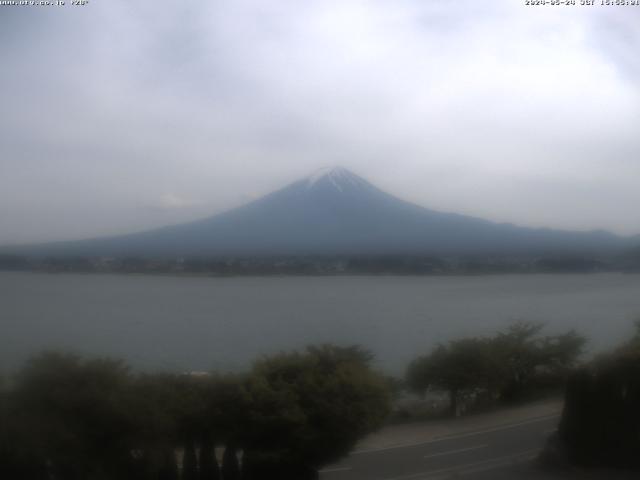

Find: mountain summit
<box><xmin>305</xmin><ymin>166</ymin><xmax>369</xmax><ymax>192</ymax></box>
<box><xmin>8</xmin><ymin>167</ymin><xmax>630</xmax><ymax>257</ymax></box>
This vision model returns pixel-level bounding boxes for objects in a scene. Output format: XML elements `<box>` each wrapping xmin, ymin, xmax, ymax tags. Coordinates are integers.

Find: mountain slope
<box><xmin>5</xmin><ymin>167</ymin><xmax>633</xmax><ymax>257</ymax></box>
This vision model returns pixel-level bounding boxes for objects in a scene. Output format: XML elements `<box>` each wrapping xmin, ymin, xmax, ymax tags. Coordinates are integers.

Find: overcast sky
<box><xmin>1</xmin><ymin>0</ymin><xmax>639</xmax><ymax>245</ymax></box>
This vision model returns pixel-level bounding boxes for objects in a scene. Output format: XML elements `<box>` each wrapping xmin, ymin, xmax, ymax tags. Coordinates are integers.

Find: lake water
<box><xmin>1</xmin><ymin>272</ymin><xmax>640</xmax><ymax>375</ymax></box>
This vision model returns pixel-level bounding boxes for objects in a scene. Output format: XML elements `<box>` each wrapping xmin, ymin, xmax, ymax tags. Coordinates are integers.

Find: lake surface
<box><xmin>1</xmin><ymin>272</ymin><xmax>640</xmax><ymax>375</ymax></box>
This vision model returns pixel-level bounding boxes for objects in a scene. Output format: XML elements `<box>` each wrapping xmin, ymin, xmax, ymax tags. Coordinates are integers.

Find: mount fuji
<box><xmin>6</xmin><ymin>167</ymin><xmax>632</xmax><ymax>257</ymax></box>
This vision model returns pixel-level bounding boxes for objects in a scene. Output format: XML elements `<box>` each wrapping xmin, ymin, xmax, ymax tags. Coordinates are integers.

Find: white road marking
<box><xmin>319</xmin><ymin>466</ymin><xmax>352</xmax><ymax>473</ymax></box>
<box><xmin>352</xmin><ymin>413</ymin><xmax>559</xmax><ymax>455</ymax></box>
<box><xmin>423</xmin><ymin>444</ymin><xmax>488</xmax><ymax>460</ymax></box>
<box><xmin>451</xmin><ymin>449</ymin><xmax>539</xmax><ymax>478</ymax></box>
<box><xmin>381</xmin><ymin>449</ymin><xmax>540</xmax><ymax>480</ymax></box>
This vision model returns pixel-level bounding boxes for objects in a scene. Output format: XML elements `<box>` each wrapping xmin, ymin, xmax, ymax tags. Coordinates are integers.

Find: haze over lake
<box><xmin>2</xmin><ymin>272</ymin><xmax>640</xmax><ymax>375</ymax></box>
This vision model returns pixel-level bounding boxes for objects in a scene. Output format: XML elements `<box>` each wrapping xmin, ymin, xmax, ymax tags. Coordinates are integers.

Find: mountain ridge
<box><xmin>2</xmin><ymin>167</ymin><xmax>635</xmax><ymax>258</ymax></box>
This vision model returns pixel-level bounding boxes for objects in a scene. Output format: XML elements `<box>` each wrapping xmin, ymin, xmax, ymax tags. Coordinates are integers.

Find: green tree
<box><xmin>559</xmin><ymin>329</ymin><xmax>640</xmax><ymax>469</ymax></box>
<box><xmin>492</xmin><ymin>322</ymin><xmax>585</xmax><ymax>401</ymax></box>
<box><xmin>406</xmin><ymin>338</ymin><xmax>498</xmax><ymax>416</ymax></box>
<box><xmin>407</xmin><ymin>323</ymin><xmax>586</xmax><ymax>414</ymax></box>
<box><xmin>240</xmin><ymin>345</ymin><xmax>391</xmax><ymax>479</ymax></box>
<box><xmin>182</xmin><ymin>439</ymin><xmax>198</xmax><ymax>480</ymax></box>
<box><xmin>11</xmin><ymin>352</ymin><xmax>137</xmax><ymax>480</ymax></box>
<box><xmin>128</xmin><ymin>372</ymin><xmax>213</xmax><ymax>479</ymax></box>
<box><xmin>221</xmin><ymin>445</ymin><xmax>241</xmax><ymax>480</ymax></box>
<box><xmin>615</xmin><ymin>319</ymin><xmax>640</xmax><ymax>355</ymax></box>
<box><xmin>3</xmin><ymin>346</ymin><xmax>391</xmax><ymax>480</ymax></box>
<box><xmin>199</xmin><ymin>374</ymin><xmax>248</xmax><ymax>452</ymax></box>
<box><xmin>198</xmin><ymin>437</ymin><xmax>220</xmax><ymax>480</ymax></box>
<box><xmin>157</xmin><ymin>448</ymin><xmax>179</xmax><ymax>480</ymax></box>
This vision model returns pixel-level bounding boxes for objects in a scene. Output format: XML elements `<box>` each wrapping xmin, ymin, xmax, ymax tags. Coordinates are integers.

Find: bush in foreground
<box><xmin>557</xmin><ymin>324</ymin><xmax>640</xmax><ymax>469</ymax></box>
<box><xmin>0</xmin><ymin>345</ymin><xmax>391</xmax><ymax>480</ymax></box>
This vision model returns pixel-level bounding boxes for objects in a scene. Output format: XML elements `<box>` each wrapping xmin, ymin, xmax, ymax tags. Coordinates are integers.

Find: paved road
<box><xmin>320</xmin><ymin>413</ymin><xmax>562</xmax><ymax>480</ymax></box>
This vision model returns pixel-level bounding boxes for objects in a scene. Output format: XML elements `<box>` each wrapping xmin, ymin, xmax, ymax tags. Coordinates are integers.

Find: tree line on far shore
<box><xmin>2</xmin><ymin>252</ymin><xmax>632</xmax><ymax>276</ymax></box>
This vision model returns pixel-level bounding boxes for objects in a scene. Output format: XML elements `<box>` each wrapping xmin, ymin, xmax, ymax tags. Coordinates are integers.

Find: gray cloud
<box><xmin>1</xmin><ymin>0</ymin><xmax>639</xmax><ymax>244</ymax></box>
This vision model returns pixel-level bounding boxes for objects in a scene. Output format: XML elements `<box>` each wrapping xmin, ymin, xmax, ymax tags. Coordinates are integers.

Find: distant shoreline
<box><xmin>1</xmin><ymin>268</ymin><xmax>638</xmax><ymax>279</ymax></box>
<box><xmin>4</xmin><ymin>251</ymin><xmax>639</xmax><ymax>277</ymax></box>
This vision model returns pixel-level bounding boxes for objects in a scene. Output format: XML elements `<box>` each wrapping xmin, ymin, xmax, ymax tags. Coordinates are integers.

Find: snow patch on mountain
<box><xmin>306</xmin><ymin>166</ymin><xmax>365</xmax><ymax>192</ymax></box>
